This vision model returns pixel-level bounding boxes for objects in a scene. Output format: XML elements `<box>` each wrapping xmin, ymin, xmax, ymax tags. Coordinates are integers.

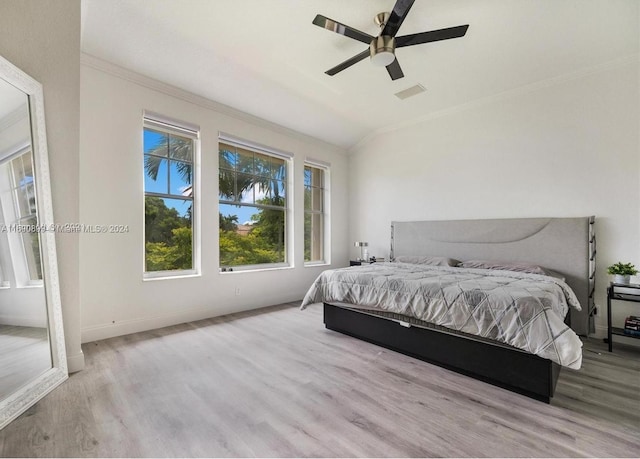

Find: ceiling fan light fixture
<box><xmin>370</xmin><ymin>35</ymin><xmax>396</xmax><ymax>67</ymax></box>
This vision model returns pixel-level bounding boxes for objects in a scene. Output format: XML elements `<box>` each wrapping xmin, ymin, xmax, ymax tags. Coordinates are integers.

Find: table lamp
<box><xmin>354</xmin><ymin>241</ymin><xmax>368</xmax><ymax>261</ymax></box>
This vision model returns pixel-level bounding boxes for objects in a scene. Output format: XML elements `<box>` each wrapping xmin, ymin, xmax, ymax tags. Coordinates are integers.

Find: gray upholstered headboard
<box><xmin>390</xmin><ymin>217</ymin><xmax>596</xmax><ymax>336</ymax></box>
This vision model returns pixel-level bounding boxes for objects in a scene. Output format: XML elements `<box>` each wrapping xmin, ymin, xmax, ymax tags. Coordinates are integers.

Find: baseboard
<box><xmin>594</xmin><ymin>324</ymin><xmax>607</xmax><ymax>339</ymax></box>
<box><xmin>594</xmin><ymin>324</ymin><xmax>640</xmax><ymax>349</ymax></box>
<box><xmin>0</xmin><ymin>314</ymin><xmax>47</xmax><ymax>328</ymax></box>
<box><xmin>81</xmin><ymin>299</ymin><xmax>301</xmax><ymax>343</ymax></box>
<box><xmin>66</xmin><ymin>349</ymin><xmax>85</xmax><ymax>373</ymax></box>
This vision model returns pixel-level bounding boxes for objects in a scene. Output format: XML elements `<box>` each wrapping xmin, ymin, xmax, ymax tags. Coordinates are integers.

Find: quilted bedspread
<box><xmin>301</xmin><ymin>263</ymin><xmax>583</xmax><ymax>369</ymax></box>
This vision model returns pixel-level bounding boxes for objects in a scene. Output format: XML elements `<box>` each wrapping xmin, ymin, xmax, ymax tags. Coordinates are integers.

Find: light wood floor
<box><xmin>0</xmin><ymin>302</ymin><xmax>638</xmax><ymax>457</ymax></box>
<box><xmin>0</xmin><ymin>325</ymin><xmax>50</xmax><ymax>401</ymax></box>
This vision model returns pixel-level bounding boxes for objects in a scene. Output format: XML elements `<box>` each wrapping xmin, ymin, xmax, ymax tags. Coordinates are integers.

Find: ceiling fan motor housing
<box><xmin>370</xmin><ymin>35</ymin><xmax>396</xmax><ymax>66</ymax></box>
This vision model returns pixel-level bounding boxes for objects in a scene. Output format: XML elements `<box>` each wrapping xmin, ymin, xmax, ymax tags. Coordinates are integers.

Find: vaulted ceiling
<box><xmin>81</xmin><ymin>0</ymin><xmax>638</xmax><ymax>149</ymax></box>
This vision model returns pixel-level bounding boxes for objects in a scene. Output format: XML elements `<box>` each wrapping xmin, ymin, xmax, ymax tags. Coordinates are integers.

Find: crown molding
<box><xmin>349</xmin><ymin>53</ymin><xmax>640</xmax><ymax>153</ymax></box>
<box><xmin>80</xmin><ymin>53</ymin><xmax>346</xmax><ymax>154</ymax></box>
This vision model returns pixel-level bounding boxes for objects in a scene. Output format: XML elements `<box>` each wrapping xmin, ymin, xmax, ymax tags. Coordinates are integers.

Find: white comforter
<box><xmin>301</xmin><ymin>263</ymin><xmax>583</xmax><ymax>369</ymax></box>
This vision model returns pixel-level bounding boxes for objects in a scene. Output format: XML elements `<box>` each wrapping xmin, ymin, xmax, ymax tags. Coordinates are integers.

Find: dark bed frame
<box><xmin>324</xmin><ymin>303</ymin><xmax>560</xmax><ymax>402</ymax></box>
<box><xmin>323</xmin><ymin>217</ymin><xmax>595</xmax><ymax>403</ymax></box>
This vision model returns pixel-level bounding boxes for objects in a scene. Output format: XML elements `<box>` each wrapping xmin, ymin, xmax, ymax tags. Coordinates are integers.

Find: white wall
<box><xmin>79</xmin><ymin>60</ymin><xmax>349</xmax><ymax>342</ymax></box>
<box><xmin>0</xmin><ymin>287</ymin><xmax>46</xmax><ymax>328</ymax></box>
<box><xmin>349</xmin><ymin>59</ymin><xmax>640</xmax><ymax>338</ymax></box>
<box><xmin>0</xmin><ymin>0</ymin><xmax>84</xmax><ymax>371</ymax></box>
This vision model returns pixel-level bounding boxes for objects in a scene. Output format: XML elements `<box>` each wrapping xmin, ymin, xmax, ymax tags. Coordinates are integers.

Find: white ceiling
<box><xmin>81</xmin><ymin>0</ymin><xmax>638</xmax><ymax>149</ymax></box>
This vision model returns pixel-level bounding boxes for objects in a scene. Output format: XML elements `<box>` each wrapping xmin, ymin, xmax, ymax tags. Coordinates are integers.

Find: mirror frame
<box><xmin>0</xmin><ymin>55</ymin><xmax>68</xmax><ymax>430</ymax></box>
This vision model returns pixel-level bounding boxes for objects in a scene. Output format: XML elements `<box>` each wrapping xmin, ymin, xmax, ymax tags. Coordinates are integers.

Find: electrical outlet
<box><xmin>235</xmin><ymin>287</ymin><xmax>241</xmax><ymax>296</ymax></box>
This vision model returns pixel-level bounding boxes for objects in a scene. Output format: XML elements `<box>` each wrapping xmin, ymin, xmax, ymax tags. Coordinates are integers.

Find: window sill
<box><xmin>304</xmin><ymin>261</ymin><xmax>330</xmax><ymax>268</ymax></box>
<box><xmin>15</xmin><ymin>281</ymin><xmax>44</xmax><ymax>289</ymax></box>
<box><xmin>143</xmin><ymin>271</ymin><xmax>200</xmax><ymax>282</ymax></box>
<box><xmin>220</xmin><ymin>264</ymin><xmax>293</xmax><ymax>274</ymax></box>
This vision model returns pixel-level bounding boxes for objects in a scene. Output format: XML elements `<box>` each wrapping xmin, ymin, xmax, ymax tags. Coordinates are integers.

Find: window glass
<box><xmin>1</xmin><ymin>151</ymin><xmax>43</xmax><ymax>282</ymax></box>
<box><xmin>304</xmin><ymin>164</ymin><xmax>327</xmax><ymax>263</ymax></box>
<box><xmin>218</xmin><ymin>142</ymin><xmax>288</xmax><ymax>269</ymax></box>
<box><xmin>143</xmin><ymin>121</ymin><xmax>197</xmax><ymax>274</ymax></box>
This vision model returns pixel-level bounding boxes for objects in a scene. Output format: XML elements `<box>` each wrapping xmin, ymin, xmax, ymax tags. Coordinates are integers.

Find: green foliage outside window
<box><xmin>304</xmin><ymin>165</ymin><xmax>325</xmax><ymax>263</ymax></box>
<box><xmin>143</xmin><ymin>126</ymin><xmax>195</xmax><ymax>273</ymax></box>
<box><xmin>144</xmin><ymin>131</ymin><xmax>290</xmax><ymax>272</ymax></box>
<box><xmin>144</xmin><ymin>196</ymin><xmax>192</xmax><ymax>271</ymax></box>
<box><xmin>219</xmin><ymin>198</ymin><xmax>286</xmax><ymax>267</ymax></box>
<box><xmin>219</xmin><ymin>143</ymin><xmax>287</xmax><ymax>268</ymax></box>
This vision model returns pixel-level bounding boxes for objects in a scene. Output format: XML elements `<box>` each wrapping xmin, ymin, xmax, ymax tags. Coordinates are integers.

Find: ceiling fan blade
<box><xmin>382</xmin><ymin>0</ymin><xmax>415</xmax><ymax>37</ymax></box>
<box><xmin>385</xmin><ymin>58</ymin><xmax>404</xmax><ymax>80</ymax></box>
<box><xmin>312</xmin><ymin>14</ymin><xmax>373</xmax><ymax>45</ymax></box>
<box><xmin>396</xmin><ymin>25</ymin><xmax>469</xmax><ymax>47</ymax></box>
<box><xmin>325</xmin><ymin>49</ymin><xmax>370</xmax><ymax>76</ymax></box>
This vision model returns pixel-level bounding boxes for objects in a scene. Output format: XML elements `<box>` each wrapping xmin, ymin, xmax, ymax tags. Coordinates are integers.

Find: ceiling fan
<box><xmin>312</xmin><ymin>0</ymin><xmax>469</xmax><ymax>81</ymax></box>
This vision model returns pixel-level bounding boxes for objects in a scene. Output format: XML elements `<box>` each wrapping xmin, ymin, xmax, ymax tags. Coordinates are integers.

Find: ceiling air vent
<box><xmin>394</xmin><ymin>84</ymin><xmax>426</xmax><ymax>100</ymax></box>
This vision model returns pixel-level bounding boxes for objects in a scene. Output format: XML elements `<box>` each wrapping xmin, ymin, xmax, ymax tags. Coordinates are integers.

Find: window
<box><xmin>143</xmin><ymin>114</ymin><xmax>198</xmax><ymax>276</ymax></box>
<box><xmin>0</xmin><ymin>202</ymin><xmax>6</xmax><ymax>288</ymax></box>
<box><xmin>0</xmin><ymin>202</ymin><xmax>5</xmax><ymax>286</ymax></box>
<box><xmin>304</xmin><ymin>163</ymin><xmax>328</xmax><ymax>264</ymax></box>
<box><xmin>0</xmin><ymin>148</ymin><xmax>42</xmax><ymax>285</ymax></box>
<box><xmin>218</xmin><ymin>137</ymin><xmax>290</xmax><ymax>270</ymax></box>
<box><xmin>8</xmin><ymin>151</ymin><xmax>41</xmax><ymax>281</ymax></box>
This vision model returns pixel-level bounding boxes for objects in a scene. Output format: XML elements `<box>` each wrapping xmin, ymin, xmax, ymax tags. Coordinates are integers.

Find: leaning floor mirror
<box><xmin>0</xmin><ymin>55</ymin><xmax>68</xmax><ymax>430</ymax></box>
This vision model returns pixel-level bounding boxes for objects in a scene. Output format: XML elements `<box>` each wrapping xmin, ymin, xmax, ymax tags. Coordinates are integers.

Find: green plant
<box><xmin>606</xmin><ymin>262</ymin><xmax>638</xmax><ymax>276</ymax></box>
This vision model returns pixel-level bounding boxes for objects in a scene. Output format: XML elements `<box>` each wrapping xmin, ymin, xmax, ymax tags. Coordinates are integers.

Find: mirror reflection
<box><xmin>0</xmin><ymin>77</ymin><xmax>50</xmax><ymax>401</ymax></box>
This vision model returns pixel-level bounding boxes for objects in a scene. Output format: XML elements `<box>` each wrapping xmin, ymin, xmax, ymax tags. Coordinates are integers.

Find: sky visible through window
<box><xmin>220</xmin><ymin>203</ymin><xmax>260</xmax><ymax>226</ymax></box>
<box><xmin>145</xmin><ymin>130</ymin><xmax>259</xmax><ymax>224</ymax></box>
<box><xmin>144</xmin><ymin>129</ymin><xmax>191</xmax><ymax>217</ymax></box>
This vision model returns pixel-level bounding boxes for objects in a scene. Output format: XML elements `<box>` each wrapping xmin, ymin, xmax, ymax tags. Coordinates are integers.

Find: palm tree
<box><xmin>218</xmin><ymin>147</ymin><xmax>285</xmax><ymax>205</ymax></box>
<box><xmin>144</xmin><ymin>134</ymin><xmax>193</xmax><ymax>197</ymax></box>
<box><xmin>144</xmin><ymin>135</ymin><xmax>287</xmax><ymax>204</ymax></box>
<box><xmin>145</xmin><ymin>136</ymin><xmax>285</xmax><ymax>258</ymax></box>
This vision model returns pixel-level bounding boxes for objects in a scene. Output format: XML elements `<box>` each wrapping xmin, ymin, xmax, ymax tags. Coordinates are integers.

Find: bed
<box><xmin>301</xmin><ymin>217</ymin><xmax>596</xmax><ymax>403</ymax></box>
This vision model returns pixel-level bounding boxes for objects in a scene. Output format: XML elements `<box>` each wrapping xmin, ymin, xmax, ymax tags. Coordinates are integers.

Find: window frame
<box><xmin>142</xmin><ymin>113</ymin><xmax>200</xmax><ymax>279</ymax></box>
<box><xmin>218</xmin><ymin>133</ymin><xmax>293</xmax><ymax>273</ymax></box>
<box><xmin>0</xmin><ymin>145</ymin><xmax>43</xmax><ymax>287</ymax></box>
<box><xmin>304</xmin><ymin>160</ymin><xmax>330</xmax><ymax>266</ymax></box>
<box><xmin>9</xmin><ymin>149</ymin><xmax>42</xmax><ymax>282</ymax></box>
<box><xmin>0</xmin><ymin>202</ymin><xmax>6</xmax><ymax>288</ymax></box>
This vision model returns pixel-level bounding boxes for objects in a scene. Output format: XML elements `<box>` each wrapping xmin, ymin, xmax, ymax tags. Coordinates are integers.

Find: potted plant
<box><xmin>607</xmin><ymin>262</ymin><xmax>638</xmax><ymax>285</ymax></box>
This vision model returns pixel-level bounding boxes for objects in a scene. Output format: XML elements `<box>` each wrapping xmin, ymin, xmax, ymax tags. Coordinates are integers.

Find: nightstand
<box><xmin>606</xmin><ymin>282</ymin><xmax>640</xmax><ymax>352</ymax></box>
<box><xmin>350</xmin><ymin>258</ymin><xmax>383</xmax><ymax>266</ymax></box>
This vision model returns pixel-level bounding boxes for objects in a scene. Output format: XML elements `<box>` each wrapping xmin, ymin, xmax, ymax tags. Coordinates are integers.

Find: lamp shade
<box><xmin>354</xmin><ymin>241</ymin><xmax>369</xmax><ymax>261</ymax></box>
